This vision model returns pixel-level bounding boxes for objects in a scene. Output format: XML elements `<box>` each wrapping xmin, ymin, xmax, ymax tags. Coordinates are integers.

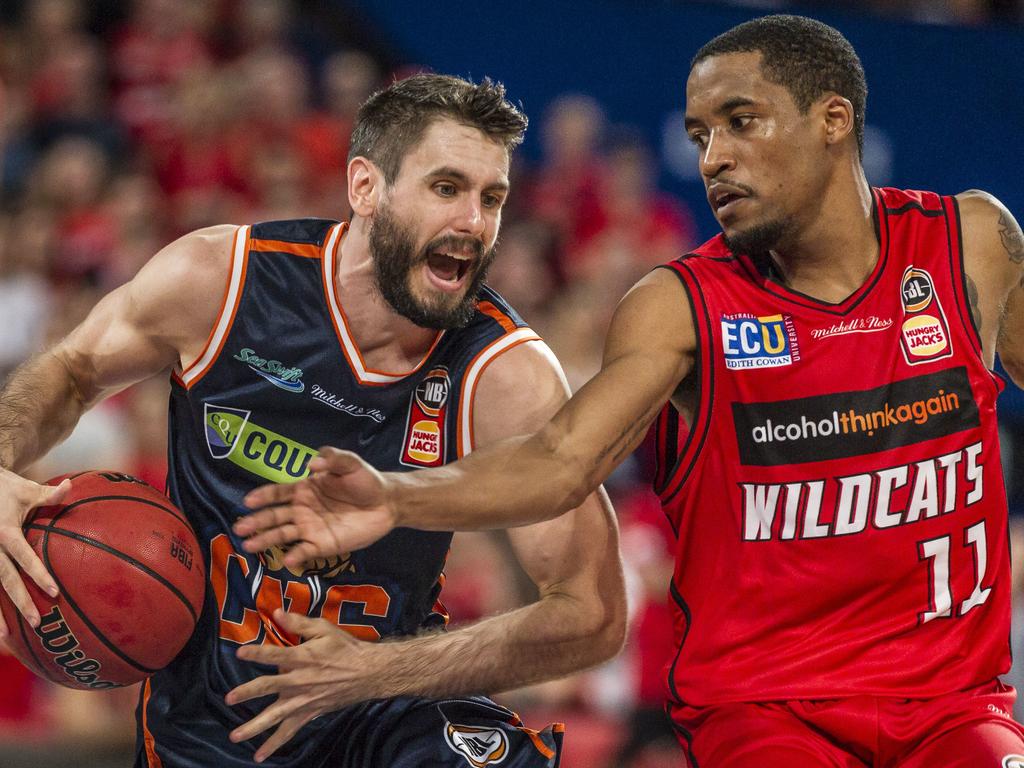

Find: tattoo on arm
<box><xmin>966</xmin><ymin>273</ymin><xmax>982</xmax><ymax>335</ymax></box>
<box><xmin>595</xmin><ymin>400</ymin><xmax>666</xmax><ymax>468</ymax></box>
<box><xmin>999</xmin><ymin>211</ymin><xmax>1024</xmax><ymax>265</ymax></box>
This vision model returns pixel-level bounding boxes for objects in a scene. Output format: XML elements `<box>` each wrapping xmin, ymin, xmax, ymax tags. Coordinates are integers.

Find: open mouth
<box><xmin>426</xmin><ymin>251</ymin><xmax>472</xmax><ymax>284</ymax></box>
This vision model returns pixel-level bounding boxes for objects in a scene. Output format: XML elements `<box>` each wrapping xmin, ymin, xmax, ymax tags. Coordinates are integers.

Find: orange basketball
<box><xmin>0</xmin><ymin>471</ymin><xmax>205</xmax><ymax>690</ymax></box>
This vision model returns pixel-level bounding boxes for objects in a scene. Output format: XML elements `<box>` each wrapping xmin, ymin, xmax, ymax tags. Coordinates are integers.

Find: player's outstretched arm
<box><xmin>0</xmin><ymin>225</ymin><xmax>235</xmax><ymax>634</ymax></box>
<box><xmin>236</xmin><ymin>267</ymin><xmax>696</xmax><ymax>564</ymax></box>
<box><xmin>957</xmin><ymin>190</ymin><xmax>1024</xmax><ymax>385</ymax></box>
<box><xmin>225</xmin><ymin>340</ymin><xmax>628</xmax><ymax>762</ymax></box>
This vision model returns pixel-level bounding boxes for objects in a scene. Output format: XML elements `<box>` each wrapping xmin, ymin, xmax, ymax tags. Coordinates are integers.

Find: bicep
<box><xmin>53</xmin><ymin>226</ymin><xmax>236</xmax><ymax>403</ymax></box>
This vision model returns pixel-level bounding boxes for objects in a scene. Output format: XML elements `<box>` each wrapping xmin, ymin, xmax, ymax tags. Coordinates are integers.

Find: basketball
<box><xmin>0</xmin><ymin>471</ymin><xmax>205</xmax><ymax>690</ymax></box>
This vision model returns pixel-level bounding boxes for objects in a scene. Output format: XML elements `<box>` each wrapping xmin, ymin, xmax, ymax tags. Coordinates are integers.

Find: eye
<box><xmin>687</xmin><ymin>132</ymin><xmax>708</xmax><ymax>149</ymax></box>
<box><xmin>481</xmin><ymin>193</ymin><xmax>504</xmax><ymax>209</ymax></box>
<box><xmin>435</xmin><ymin>182</ymin><xmax>457</xmax><ymax>197</ymax></box>
<box><xmin>730</xmin><ymin>114</ymin><xmax>754</xmax><ymax>131</ymax></box>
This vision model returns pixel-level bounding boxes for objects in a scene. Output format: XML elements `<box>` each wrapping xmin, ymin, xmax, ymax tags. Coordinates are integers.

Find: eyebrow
<box><xmin>426</xmin><ymin>166</ymin><xmax>509</xmax><ymax>192</ymax></box>
<box><xmin>684</xmin><ymin>96</ymin><xmax>759</xmax><ymax>129</ymax></box>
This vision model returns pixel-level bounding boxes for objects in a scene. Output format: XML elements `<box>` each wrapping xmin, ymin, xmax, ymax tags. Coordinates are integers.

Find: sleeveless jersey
<box><xmin>137</xmin><ymin>219</ymin><xmax>539</xmax><ymax>767</ymax></box>
<box><xmin>654</xmin><ymin>187</ymin><xmax>1010</xmax><ymax>707</ymax></box>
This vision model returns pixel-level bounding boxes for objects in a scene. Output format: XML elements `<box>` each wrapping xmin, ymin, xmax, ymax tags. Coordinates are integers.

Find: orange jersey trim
<box><xmin>456</xmin><ymin>331</ymin><xmax>541</xmax><ymax>457</ymax></box>
<box><xmin>249</xmin><ymin>238</ymin><xmax>321</xmax><ymax>259</ymax></box>
<box><xmin>179</xmin><ymin>225</ymin><xmax>251</xmax><ymax>389</ymax></box>
<box><xmin>141</xmin><ymin>678</ymin><xmax>163</xmax><ymax>767</ymax></box>
<box><xmin>321</xmin><ymin>223</ymin><xmax>445</xmax><ymax>385</ymax></box>
<box><xmin>477</xmin><ymin>300</ymin><xmax>518</xmax><ymax>333</ymax></box>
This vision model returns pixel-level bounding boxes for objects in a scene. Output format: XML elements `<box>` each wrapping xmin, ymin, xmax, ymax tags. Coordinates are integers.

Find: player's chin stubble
<box><xmin>722</xmin><ymin>218</ymin><xmax>791</xmax><ymax>257</ymax></box>
<box><xmin>368</xmin><ymin>202</ymin><xmax>496</xmax><ymax>330</ymax></box>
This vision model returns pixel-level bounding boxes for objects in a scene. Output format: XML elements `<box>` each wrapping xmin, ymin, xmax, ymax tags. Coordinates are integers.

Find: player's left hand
<box><xmin>225</xmin><ymin>609</ymin><xmax>393</xmax><ymax>763</ymax></box>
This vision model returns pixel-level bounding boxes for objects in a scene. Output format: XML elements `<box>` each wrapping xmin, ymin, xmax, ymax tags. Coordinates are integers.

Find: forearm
<box><xmin>0</xmin><ymin>351</ymin><xmax>89</xmax><ymax>471</ymax></box>
<box><xmin>371</xmin><ymin>591</ymin><xmax>622</xmax><ymax>700</ymax></box>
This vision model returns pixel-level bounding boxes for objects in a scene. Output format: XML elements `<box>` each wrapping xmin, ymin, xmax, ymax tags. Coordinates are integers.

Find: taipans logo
<box><xmin>721</xmin><ymin>313</ymin><xmax>800</xmax><ymax>370</ymax></box>
<box><xmin>400</xmin><ymin>367</ymin><xmax>451</xmax><ymax>467</ymax></box>
<box><xmin>260</xmin><ymin>542</ymin><xmax>354</xmax><ymax>579</ymax></box>
<box><xmin>731</xmin><ymin>366</ymin><xmax>980</xmax><ymax>466</ymax></box>
<box><xmin>899</xmin><ymin>267</ymin><xmax>953</xmax><ymax>366</ymax></box>
<box><xmin>1003</xmin><ymin>756</ymin><xmax>1024</xmax><ymax>768</ymax></box>
<box><xmin>204</xmin><ymin>404</ymin><xmax>315</xmax><ymax>483</ymax></box>
<box><xmin>233</xmin><ymin>347</ymin><xmax>305</xmax><ymax>393</ymax></box>
<box><xmin>444</xmin><ymin>723</ymin><xmax>509</xmax><ymax>767</ymax></box>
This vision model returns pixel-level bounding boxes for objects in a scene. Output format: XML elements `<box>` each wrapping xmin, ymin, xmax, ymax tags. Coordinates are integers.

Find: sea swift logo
<box><xmin>721</xmin><ymin>313</ymin><xmax>800</xmax><ymax>370</ymax></box>
<box><xmin>444</xmin><ymin>723</ymin><xmax>509</xmax><ymax>767</ymax></box>
<box><xmin>234</xmin><ymin>347</ymin><xmax>305</xmax><ymax>393</ymax></box>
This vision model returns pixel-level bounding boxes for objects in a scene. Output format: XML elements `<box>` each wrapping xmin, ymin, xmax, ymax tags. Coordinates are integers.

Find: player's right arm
<box><xmin>0</xmin><ymin>225</ymin><xmax>236</xmax><ymax>632</ymax></box>
<box><xmin>238</xmin><ymin>266</ymin><xmax>697</xmax><ymax>564</ymax></box>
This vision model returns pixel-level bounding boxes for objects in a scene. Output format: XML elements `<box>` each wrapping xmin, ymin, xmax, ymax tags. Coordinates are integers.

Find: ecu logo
<box><xmin>444</xmin><ymin>723</ymin><xmax>509</xmax><ymax>767</ymax></box>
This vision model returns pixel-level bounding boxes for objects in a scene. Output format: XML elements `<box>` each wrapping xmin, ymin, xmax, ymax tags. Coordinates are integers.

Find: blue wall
<box><xmin>341</xmin><ymin>0</ymin><xmax>1023</xmax><ymax>241</ymax></box>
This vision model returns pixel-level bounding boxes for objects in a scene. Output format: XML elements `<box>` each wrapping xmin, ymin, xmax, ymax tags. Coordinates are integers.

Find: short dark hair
<box><xmin>348</xmin><ymin>73</ymin><xmax>528</xmax><ymax>183</ymax></box>
<box><xmin>692</xmin><ymin>15</ymin><xmax>867</xmax><ymax>156</ymax></box>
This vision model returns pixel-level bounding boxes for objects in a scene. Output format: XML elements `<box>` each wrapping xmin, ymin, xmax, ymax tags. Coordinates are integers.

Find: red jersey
<box><xmin>655</xmin><ymin>187</ymin><xmax>1010</xmax><ymax>707</ymax></box>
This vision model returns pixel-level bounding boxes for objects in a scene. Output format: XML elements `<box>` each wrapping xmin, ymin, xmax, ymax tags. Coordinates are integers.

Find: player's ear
<box><xmin>348</xmin><ymin>157</ymin><xmax>384</xmax><ymax>217</ymax></box>
<box><xmin>820</xmin><ymin>94</ymin><xmax>856</xmax><ymax>148</ymax></box>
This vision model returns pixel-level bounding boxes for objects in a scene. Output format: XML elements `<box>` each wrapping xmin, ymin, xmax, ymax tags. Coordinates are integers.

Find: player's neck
<box><xmin>769</xmin><ymin>171</ymin><xmax>877</xmax><ymax>303</ymax></box>
<box><xmin>334</xmin><ymin>221</ymin><xmax>442</xmax><ymax>370</ymax></box>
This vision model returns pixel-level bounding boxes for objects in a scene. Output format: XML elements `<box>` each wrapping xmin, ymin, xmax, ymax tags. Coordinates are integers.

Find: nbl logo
<box><xmin>401</xmin><ymin>367</ymin><xmax>451</xmax><ymax>467</ymax></box>
<box><xmin>899</xmin><ymin>266</ymin><xmax>952</xmax><ymax>365</ymax></box>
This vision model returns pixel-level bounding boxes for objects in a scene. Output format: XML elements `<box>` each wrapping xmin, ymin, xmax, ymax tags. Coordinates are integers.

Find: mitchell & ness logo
<box><xmin>310</xmin><ymin>384</ymin><xmax>385</xmax><ymax>423</ymax></box>
<box><xmin>234</xmin><ymin>347</ymin><xmax>305</xmax><ymax>393</ymax></box>
<box><xmin>444</xmin><ymin>723</ymin><xmax>509</xmax><ymax>767</ymax></box>
<box><xmin>810</xmin><ymin>315</ymin><xmax>893</xmax><ymax>340</ymax></box>
<box><xmin>732</xmin><ymin>367</ymin><xmax>979</xmax><ymax>466</ymax></box>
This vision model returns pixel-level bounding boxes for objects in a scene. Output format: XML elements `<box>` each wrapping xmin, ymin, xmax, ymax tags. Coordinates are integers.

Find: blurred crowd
<box><xmin>0</xmin><ymin>2</ymin><xmax>1019</xmax><ymax>768</ymax></box>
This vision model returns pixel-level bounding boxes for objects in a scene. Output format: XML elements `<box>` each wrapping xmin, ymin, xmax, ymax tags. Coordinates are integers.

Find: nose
<box><xmin>453</xmin><ymin>197</ymin><xmax>486</xmax><ymax>238</ymax></box>
<box><xmin>700</xmin><ymin>129</ymin><xmax>736</xmax><ymax>181</ymax></box>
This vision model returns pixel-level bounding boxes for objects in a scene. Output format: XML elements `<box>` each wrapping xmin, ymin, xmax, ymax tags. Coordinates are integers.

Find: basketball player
<box><xmin>0</xmin><ymin>74</ymin><xmax>627</xmax><ymax>766</ymax></box>
<box><xmin>238</xmin><ymin>16</ymin><xmax>1024</xmax><ymax>767</ymax></box>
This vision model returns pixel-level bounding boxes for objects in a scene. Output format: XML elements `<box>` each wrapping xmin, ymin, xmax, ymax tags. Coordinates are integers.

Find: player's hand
<box><xmin>225</xmin><ymin>609</ymin><xmax>393</xmax><ymax>762</ymax></box>
<box><xmin>235</xmin><ymin>448</ymin><xmax>397</xmax><ymax>565</ymax></box>
<box><xmin>0</xmin><ymin>469</ymin><xmax>70</xmax><ymax>636</ymax></box>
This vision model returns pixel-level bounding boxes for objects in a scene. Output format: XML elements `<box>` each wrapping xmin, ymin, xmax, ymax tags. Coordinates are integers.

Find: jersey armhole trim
<box><xmin>946</xmin><ymin>196</ymin><xmax>984</xmax><ymax>356</ymax></box>
<box><xmin>653</xmin><ymin>263</ymin><xmax>714</xmax><ymax>505</ymax></box>
<box><xmin>456</xmin><ymin>328</ymin><xmax>542</xmax><ymax>457</ymax></box>
<box><xmin>141</xmin><ymin>677</ymin><xmax>164</xmax><ymax>767</ymax></box>
<box><xmin>178</xmin><ymin>224</ymin><xmax>250</xmax><ymax>389</ymax></box>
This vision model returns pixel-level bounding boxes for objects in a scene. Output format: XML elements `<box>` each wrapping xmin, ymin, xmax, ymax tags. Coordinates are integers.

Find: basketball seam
<box><xmin>52</xmin><ymin>493</ymin><xmax>190</xmax><ymax>526</ymax></box>
<box><xmin>32</xmin><ymin>523</ymin><xmax>191</xmax><ymax>675</ymax></box>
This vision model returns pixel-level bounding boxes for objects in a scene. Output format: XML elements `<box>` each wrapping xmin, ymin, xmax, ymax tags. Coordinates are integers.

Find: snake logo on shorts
<box><xmin>1002</xmin><ymin>756</ymin><xmax>1024</xmax><ymax>768</ymax></box>
<box><xmin>444</xmin><ymin>723</ymin><xmax>509</xmax><ymax>767</ymax></box>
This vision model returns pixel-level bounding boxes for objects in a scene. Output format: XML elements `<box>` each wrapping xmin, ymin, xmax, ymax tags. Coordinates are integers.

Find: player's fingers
<box><xmin>254</xmin><ymin>714</ymin><xmax>309</xmax><ymax>763</ymax></box>
<box><xmin>280</xmin><ymin>539</ymin><xmax>331</xmax><ymax>569</ymax></box>
<box><xmin>237</xmin><ymin>522</ymin><xmax>302</xmax><ymax>554</ymax></box>
<box><xmin>0</xmin><ymin>551</ymin><xmax>41</xmax><ymax>627</ymax></box>
<box><xmin>35</xmin><ymin>478</ymin><xmax>71</xmax><ymax>509</ymax></box>
<box><xmin>271</xmin><ymin>608</ymin><xmax>338</xmax><ymax>641</ymax></box>
<box><xmin>0</xmin><ymin>601</ymin><xmax>8</xmax><ymax>639</ymax></box>
<box><xmin>234</xmin><ymin>501</ymin><xmax>298</xmax><ymax>537</ymax></box>
<box><xmin>235</xmin><ymin>642</ymin><xmax>297</xmax><ymax>669</ymax></box>
<box><xmin>229</xmin><ymin>697</ymin><xmax>292</xmax><ymax>743</ymax></box>
<box><xmin>308</xmin><ymin>447</ymin><xmax>364</xmax><ymax>475</ymax></box>
<box><xmin>4</xmin><ymin>533</ymin><xmax>58</xmax><ymax>597</ymax></box>
<box><xmin>242</xmin><ymin>482</ymin><xmax>298</xmax><ymax>511</ymax></box>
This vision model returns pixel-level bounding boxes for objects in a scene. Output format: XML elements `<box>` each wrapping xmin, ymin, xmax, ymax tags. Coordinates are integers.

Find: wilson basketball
<box><xmin>0</xmin><ymin>471</ymin><xmax>205</xmax><ymax>690</ymax></box>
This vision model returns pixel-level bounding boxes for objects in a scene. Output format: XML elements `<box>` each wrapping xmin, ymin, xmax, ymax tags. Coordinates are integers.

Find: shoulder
<box><xmin>955</xmin><ymin>189</ymin><xmax>1023</xmax><ymax>272</ymax></box>
<box><xmin>471</xmin><ymin>338</ymin><xmax>570</xmax><ymax>446</ymax></box>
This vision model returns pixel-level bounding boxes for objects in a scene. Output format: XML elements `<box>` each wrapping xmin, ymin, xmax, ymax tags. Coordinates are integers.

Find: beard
<box><xmin>722</xmin><ymin>218</ymin><xmax>791</xmax><ymax>257</ymax></box>
<box><xmin>368</xmin><ymin>201</ymin><xmax>497</xmax><ymax>330</ymax></box>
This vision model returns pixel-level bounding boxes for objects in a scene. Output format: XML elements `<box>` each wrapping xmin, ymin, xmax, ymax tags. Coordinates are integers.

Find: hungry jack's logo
<box><xmin>899</xmin><ymin>267</ymin><xmax>953</xmax><ymax>366</ymax></box>
<box><xmin>400</xmin><ymin>367</ymin><xmax>450</xmax><ymax>467</ymax></box>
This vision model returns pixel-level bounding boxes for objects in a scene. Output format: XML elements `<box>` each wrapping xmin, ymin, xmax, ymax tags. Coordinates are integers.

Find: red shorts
<box><xmin>669</xmin><ymin>680</ymin><xmax>1024</xmax><ymax>767</ymax></box>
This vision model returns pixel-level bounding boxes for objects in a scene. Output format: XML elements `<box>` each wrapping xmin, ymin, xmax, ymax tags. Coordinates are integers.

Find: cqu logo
<box><xmin>899</xmin><ymin>267</ymin><xmax>953</xmax><ymax>366</ymax></box>
<box><xmin>401</xmin><ymin>367</ymin><xmax>451</xmax><ymax>468</ymax></box>
<box><xmin>444</xmin><ymin>723</ymin><xmax>509</xmax><ymax>767</ymax></box>
<box><xmin>720</xmin><ymin>313</ymin><xmax>800</xmax><ymax>370</ymax></box>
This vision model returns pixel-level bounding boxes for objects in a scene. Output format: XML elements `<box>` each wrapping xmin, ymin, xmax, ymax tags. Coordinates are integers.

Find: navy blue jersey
<box><xmin>137</xmin><ymin>219</ymin><xmax>543</xmax><ymax>767</ymax></box>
